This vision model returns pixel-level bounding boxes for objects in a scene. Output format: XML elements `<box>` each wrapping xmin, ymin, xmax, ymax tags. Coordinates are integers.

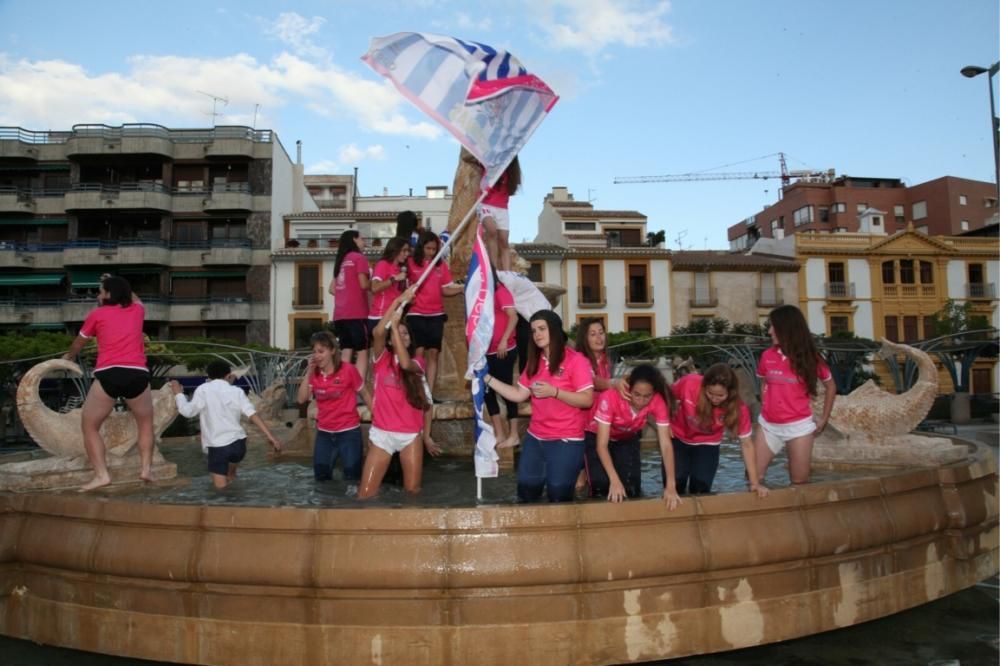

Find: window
<box><xmin>856</xmin><ymin>203</ymin><xmax>868</xmax><ymax>214</ymax></box>
<box><xmin>692</xmin><ymin>272</ymin><xmax>713</xmax><ymax>305</ymax></box>
<box><xmin>902</xmin><ymin>316</ymin><xmax>918</xmax><ymax>342</ymax></box>
<box><xmin>295</xmin><ymin>263</ymin><xmax>322</xmax><ymax>306</ymax></box>
<box><xmin>565</xmin><ymin>221</ymin><xmax>596</xmax><ymax>231</ymax></box>
<box><xmin>831</xmin><ymin>202</ymin><xmax>846</xmax><ymax>214</ymax></box>
<box><xmin>972</xmin><ymin>368</ymin><xmax>992</xmax><ymax>395</ymax></box>
<box><xmin>292</xmin><ymin>317</ymin><xmax>325</xmax><ymax>349</ymax></box>
<box><xmin>894</xmin><ymin>205</ymin><xmax>905</xmax><ymax>224</ymax></box>
<box><xmin>969</xmin><ymin>263</ymin><xmax>985</xmax><ymax>284</ymax></box>
<box><xmin>884</xmin><ymin>316</ymin><xmax>899</xmax><ymax>342</ymax></box>
<box><xmin>827</xmin><ymin>261</ymin><xmax>845</xmax><ymax>284</ymax></box>
<box><xmin>899</xmin><ymin>259</ymin><xmax>915</xmax><ymax>284</ymax></box>
<box><xmin>960</xmin><ymin>220</ymin><xmax>969</xmax><ymax>231</ymax></box>
<box><xmin>923</xmin><ymin>315</ymin><xmax>937</xmax><ymax>339</ymax></box>
<box><xmin>173</xmin><ymin>220</ymin><xmax>203</xmax><ymax>243</ymax></box>
<box><xmin>912</xmin><ymin>201</ymin><xmax>927</xmax><ymax>220</ymax></box>
<box><xmin>625</xmin><ymin>315</ymin><xmax>653</xmax><ymax>336</ymax></box>
<box><xmin>793</xmin><ymin>205</ymin><xmax>813</xmax><ymax>226</ymax></box>
<box><xmin>527</xmin><ymin>261</ymin><xmax>543</xmax><ymax>282</ymax></box>
<box><xmin>919</xmin><ymin>261</ymin><xmax>933</xmax><ymax>284</ymax></box>
<box><xmin>579</xmin><ymin>263</ymin><xmax>602</xmax><ymax>304</ymax></box>
<box><xmin>818</xmin><ymin>207</ymin><xmax>829</xmax><ymax>223</ymax></box>
<box><xmin>829</xmin><ymin>316</ymin><xmax>850</xmax><ymax>336</ymax></box>
<box><xmin>959</xmin><ymin>194</ymin><xmax>967</xmax><ymax>206</ymax></box>
<box><xmin>626</xmin><ymin>262</ymin><xmax>650</xmax><ymax>304</ymax></box>
<box><xmin>770</xmin><ymin>219</ymin><xmax>780</xmax><ymax>233</ymax></box>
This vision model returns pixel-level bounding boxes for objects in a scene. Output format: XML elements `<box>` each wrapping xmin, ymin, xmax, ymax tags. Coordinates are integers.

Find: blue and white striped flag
<box><xmin>465</xmin><ymin>225</ymin><xmax>497</xmax><ymax>478</ymax></box>
<box><xmin>362</xmin><ymin>32</ymin><xmax>559</xmax><ymax>187</ymax></box>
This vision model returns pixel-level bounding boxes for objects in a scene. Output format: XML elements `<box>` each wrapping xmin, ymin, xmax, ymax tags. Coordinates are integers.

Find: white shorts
<box><xmin>758</xmin><ymin>416</ymin><xmax>817</xmax><ymax>455</ymax></box>
<box><xmin>369</xmin><ymin>426</ymin><xmax>420</xmax><ymax>455</ymax></box>
<box><xmin>478</xmin><ymin>204</ymin><xmax>510</xmax><ymax>231</ymax></box>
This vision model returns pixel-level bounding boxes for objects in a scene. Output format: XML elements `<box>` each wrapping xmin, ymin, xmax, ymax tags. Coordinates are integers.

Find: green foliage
<box><xmin>606</xmin><ymin>331</ymin><xmax>659</xmax><ymax>360</ymax></box>
<box><xmin>0</xmin><ymin>332</ymin><xmax>77</xmax><ymax>363</ymax></box>
<box><xmin>152</xmin><ymin>338</ymin><xmax>285</xmax><ymax>374</ymax></box>
<box><xmin>930</xmin><ymin>299</ymin><xmax>991</xmax><ymax>339</ymax></box>
<box><xmin>645</xmin><ymin>230</ymin><xmax>666</xmax><ymax>247</ymax></box>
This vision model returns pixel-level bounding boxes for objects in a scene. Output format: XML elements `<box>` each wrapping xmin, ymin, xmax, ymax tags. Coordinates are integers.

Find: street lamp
<box><xmin>960</xmin><ymin>62</ymin><xmax>1000</xmax><ymax>203</ymax></box>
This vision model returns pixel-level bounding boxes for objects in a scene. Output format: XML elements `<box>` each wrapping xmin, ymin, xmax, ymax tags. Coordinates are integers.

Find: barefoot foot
<box><xmin>79</xmin><ymin>475</ymin><xmax>112</xmax><ymax>492</ymax></box>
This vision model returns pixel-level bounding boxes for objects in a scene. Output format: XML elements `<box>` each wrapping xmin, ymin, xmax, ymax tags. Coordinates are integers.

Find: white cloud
<box><xmin>455</xmin><ymin>13</ymin><xmax>493</xmax><ymax>32</ymax></box>
<box><xmin>265</xmin><ymin>12</ymin><xmax>328</xmax><ymax>59</ymax></box>
<box><xmin>0</xmin><ymin>52</ymin><xmax>440</xmax><ymax>139</ymax></box>
<box><xmin>305</xmin><ymin>159</ymin><xmax>340</xmax><ymax>175</ymax></box>
<box><xmin>339</xmin><ymin>143</ymin><xmax>385</xmax><ymax>163</ymax></box>
<box><xmin>536</xmin><ymin>0</ymin><xmax>675</xmax><ymax>54</ymax></box>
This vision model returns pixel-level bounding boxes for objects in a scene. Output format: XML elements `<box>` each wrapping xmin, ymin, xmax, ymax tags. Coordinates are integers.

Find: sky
<box><xmin>0</xmin><ymin>0</ymin><xmax>997</xmax><ymax>248</ymax></box>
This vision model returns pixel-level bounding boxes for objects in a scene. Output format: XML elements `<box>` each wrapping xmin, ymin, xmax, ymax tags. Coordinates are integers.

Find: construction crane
<box><xmin>614</xmin><ymin>152</ymin><xmax>832</xmax><ymax>187</ymax></box>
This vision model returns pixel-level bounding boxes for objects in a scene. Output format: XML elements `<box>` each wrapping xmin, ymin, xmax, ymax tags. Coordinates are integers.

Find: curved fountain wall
<box><xmin>0</xmin><ymin>441</ymin><xmax>996</xmax><ymax>665</ymax></box>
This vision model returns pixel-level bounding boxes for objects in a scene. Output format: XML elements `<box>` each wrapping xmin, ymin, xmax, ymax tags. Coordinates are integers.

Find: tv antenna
<box><xmin>587</xmin><ymin>188</ymin><xmax>598</xmax><ymax>203</ymax></box>
<box><xmin>196</xmin><ymin>90</ymin><xmax>229</xmax><ymax>125</ymax></box>
<box><xmin>674</xmin><ymin>229</ymin><xmax>688</xmax><ymax>250</ymax></box>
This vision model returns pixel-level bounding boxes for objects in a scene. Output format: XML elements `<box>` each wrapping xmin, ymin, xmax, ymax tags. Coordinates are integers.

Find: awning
<box><xmin>69</xmin><ymin>269</ymin><xmax>103</xmax><ymax>288</ymax></box>
<box><xmin>0</xmin><ymin>218</ymin><xmax>68</xmax><ymax>226</ymax></box>
<box><xmin>0</xmin><ymin>273</ymin><xmax>64</xmax><ymax>286</ymax></box>
<box><xmin>171</xmin><ymin>271</ymin><xmax>245</xmax><ymax>279</ymax></box>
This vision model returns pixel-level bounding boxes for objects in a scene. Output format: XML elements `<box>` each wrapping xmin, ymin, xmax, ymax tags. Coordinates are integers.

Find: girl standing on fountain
<box><xmin>368</xmin><ymin>237</ymin><xmax>411</xmax><ymax>347</ymax></box>
<box><xmin>406</xmin><ymin>231</ymin><xmax>462</xmax><ymax>402</ymax></box>
<box><xmin>62</xmin><ymin>275</ymin><xmax>154</xmax><ymax>492</ymax></box>
<box><xmin>484</xmin><ymin>273</ymin><xmax>520</xmax><ymax>450</ymax></box>
<box><xmin>589</xmin><ymin>364</ymin><xmax>681</xmax><ymax>507</ymax></box>
<box><xmin>330</xmin><ymin>230</ymin><xmax>371</xmax><ymax>381</ymax></box>
<box><xmin>484</xmin><ymin>310</ymin><xmax>594</xmax><ymax>503</ymax></box>
<box><xmin>296</xmin><ymin>331</ymin><xmax>371</xmax><ymax>482</ymax></box>
<box><xmin>671</xmin><ymin>364</ymin><xmax>767</xmax><ymax>497</ymax></box>
<box><xmin>358</xmin><ymin>287</ymin><xmax>441</xmax><ymax>499</ymax></box>
<box><xmin>754</xmin><ymin>304</ymin><xmax>837</xmax><ymax>485</ymax></box>
<box><xmin>464</xmin><ymin>151</ymin><xmax>520</xmax><ymax>272</ymax></box>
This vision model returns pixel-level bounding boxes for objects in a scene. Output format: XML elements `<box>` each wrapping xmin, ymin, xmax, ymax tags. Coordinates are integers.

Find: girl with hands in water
<box><xmin>357</xmin><ymin>286</ymin><xmax>439</xmax><ymax>499</ymax></box>
<box><xmin>484</xmin><ymin>310</ymin><xmax>593</xmax><ymax>503</ymax></box>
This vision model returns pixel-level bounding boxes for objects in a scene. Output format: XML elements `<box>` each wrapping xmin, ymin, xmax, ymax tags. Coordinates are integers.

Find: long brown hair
<box><xmin>525</xmin><ymin>310</ymin><xmax>566</xmax><ymax>380</ymax></box>
<box><xmin>769</xmin><ymin>304</ymin><xmax>820</xmax><ymax>397</ymax></box>
<box><xmin>696</xmin><ymin>363</ymin><xmax>743</xmax><ymax>435</ymax></box>
<box><xmin>502</xmin><ymin>156</ymin><xmax>521</xmax><ymax>195</ymax></box>
<box><xmin>389</xmin><ymin>322</ymin><xmax>431</xmax><ymax>412</ymax></box>
<box><xmin>575</xmin><ymin>317</ymin><xmax>605</xmax><ymax>374</ymax></box>
<box><xmin>629</xmin><ymin>363</ymin><xmax>675</xmax><ymax>413</ymax></box>
<box><xmin>309</xmin><ymin>331</ymin><xmax>341</xmax><ymax>375</ymax></box>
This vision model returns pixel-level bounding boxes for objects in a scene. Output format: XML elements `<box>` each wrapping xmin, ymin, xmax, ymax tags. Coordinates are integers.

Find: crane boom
<box><xmin>614</xmin><ymin>152</ymin><xmax>832</xmax><ymax>186</ymax></box>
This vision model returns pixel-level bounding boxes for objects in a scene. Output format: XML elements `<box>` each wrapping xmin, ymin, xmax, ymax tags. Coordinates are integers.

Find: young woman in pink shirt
<box><xmin>62</xmin><ymin>275</ymin><xmax>154</xmax><ymax>492</ymax></box>
<box><xmin>754</xmin><ymin>305</ymin><xmax>836</xmax><ymax>485</ymax></box>
<box><xmin>368</xmin><ymin>237</ymin><xmax>411</xmax><ymax>338</ymax></box>
<box><xmin>464</xmin><ymin>151</ymin><xmax>521</xmax><ymax>272</ymax></box>
<box><xmin>358</xmin><ymin>287</ymin><xmax>440</xmax><ymax>499</ymax></box>
<box><xmin>575</xmin><ymin>317</ymin><xmax>614</xmax><ymax>494</ymax></box>
<box><xmin>330</xmin><ymin>230</ymin><xmax>371</xmax><ymax>380</ymax></box>
<box><xmin>588</xmin><ymin>364</ymin><xmax>681</xmax><ymax>508</ymax></box>
<box><xmin>671</xmin><ymin>363</ymin><xmax>768</xmax><ymax>498</ymax></box>
<box><xmin>296</xmin><ymin>331</ymin><xmax>371</xmax><ymax>483</ymax></box>
<box><xmin>485</xmin><ymin>310</ymin><xmax>594</xmax><ymax>503</ymax></box>
<box><xmin>405</xmin><ymin>230</ymin><xmax>462</xmax><ymax>401</ymax></box>
<box><xmin>484</xmin><ymin>276</ymin><xmax>520</xmax><ymax>450</ymax></box>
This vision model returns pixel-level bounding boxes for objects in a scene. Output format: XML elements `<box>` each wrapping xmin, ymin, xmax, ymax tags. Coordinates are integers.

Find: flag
<box><xmin>362</xmin><ymin>32</ymin><xmax>559</xmax><ymax>187</ymax></box>
<box><xmin>465</xmin><ymin>225</ymin><xmax>497</xmax><ymax>478</ymax></box>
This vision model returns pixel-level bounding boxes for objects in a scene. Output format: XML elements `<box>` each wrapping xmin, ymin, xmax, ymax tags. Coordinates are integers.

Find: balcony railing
<box><xmin>755</xmin><ymin>287</ymin><xmax>784</xmax><ymax>307</ymax></box>
<box><xmin>577</xmin><ymin>285</ymin><xmax>606</xmax><ymax>308</ymax></box>
<box><xmin>883</xmin><ymin>284</ymin><xmax>935</xmax><ymax>298</ymax></box>
<box><xmin>968</xmin><ymin>283</ymin><xmax>996</xmax><ymax>299</ymax></box>
<box><xmin>689</xmin><ymin>288</ymin><xmax>717</xmax><ymax>308</ymax></box>
<box><xmin>825</xmin><ymin>282</ymin><xmax>855</xmax><ymax>299</ymax></box>
<box><xmin>626</xmin><ymin>284</ymin><xmax>654</xmax><ymax>307</ymax></box>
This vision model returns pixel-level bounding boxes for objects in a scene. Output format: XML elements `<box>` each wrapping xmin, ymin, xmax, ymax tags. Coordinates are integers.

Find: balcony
<box><xmin>756</xmin><ymin>287</ymin><xmax>784</xmax><ymax>307</ymax></box>
<box><xmin>883</xmin><ymin>284</ymin><xmax>935</xmax><ymax>299</ymax></box>
<box><xmin>0</xmin><ymin>298</ymin><xmax>62</xmax><ymax>325</ymax></box>
<box><xmin>63</xmin><ymin>239</ymin><xmax>170</xmax><ymax>266</ymax></box>
<box><xmin>65</xmin><ymin>124</ymin><xmax>175</xmax><ymax>159</ymax></box>
<box><xmin>626</xmin><ymin>284</ymin><xmax>654</xmax><ymax>308</ymax></box>
<box><xmin>689</xmin><ymin>288</ymin><xmax>718</xmax><ymax>308</ymax></box>
<box><xmin>203</xmin><ymin>182</ymin><xmax>252</xmax><ymax>212</ymax></box>
<box><xmin>200</xmin><ymin>297</ymin><xmax>252</xmax><ymax>321</ymax></box>
<box><xmin>967</xmin><ymin>283</ymin><xmax>996</xmax><ymax>300</ymax></box>
<box><xmin>0</xmin><ymin>243</ymin><xmax>36</xmax><ymax>268</ymax></box>
<box><xmin>64</xmin><ymin>182</ymin><xmax>172</xmax><ymax>212</ymax></box>
<box><xmin>176</xmin><ymin>239</ymin><xmax>254</xmax><ymax>266</ymax></box>
<box><xmin>577</xmin><ymin>285</ymin><xmax>606</xmax><ymax>308</ymax></box>
<box><xmin>0</xmin><ymin>187</ymin><xmax>34</xmax><ymax>213</ymax></box>
<box><xmin>825</xmin><ymin>282</ymin><xmax>855</xmax><ymax>299</ymax></box>
<box><xmin>202</xmin><ymin>127</ymin><xmax>263</xmax><ymax>158</ymax></box>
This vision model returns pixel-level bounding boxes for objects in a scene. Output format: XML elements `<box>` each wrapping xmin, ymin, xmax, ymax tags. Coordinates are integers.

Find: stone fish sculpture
<box><xmin>811</xmin><ymin>339</ymin><xmax>961</xmax><ymax>464</ymax></box>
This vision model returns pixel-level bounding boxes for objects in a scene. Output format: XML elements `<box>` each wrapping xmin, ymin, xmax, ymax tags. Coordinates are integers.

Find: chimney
<box><xmin>295</xmin><ymin>140</ymin><xmax>302</xmax><ymax>165</ymax></box>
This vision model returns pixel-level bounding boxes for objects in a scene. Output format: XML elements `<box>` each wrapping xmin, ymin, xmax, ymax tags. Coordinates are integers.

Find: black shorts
<box><xmin>94</xmin><ymin>367</ymin><xmax>149</xmax><ymax>400</ymax></box>
<box><xmin>405</xmin><ymin>314</ymin><xmax>445</xmax><ymax>351</ymax></box>
<box><xmin>206</xmin><ymin>438</ymin><xmax>247</xmax><ymax>475</ymax></box>
<box><xmin>333</xmin><ymin>319</ymin><xmax>369</xmax><ymax>350</ymax></box>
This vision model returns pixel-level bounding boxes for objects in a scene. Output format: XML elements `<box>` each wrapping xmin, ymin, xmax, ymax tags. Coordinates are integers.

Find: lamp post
<box><xmin>960</xmin><ymin>62</ymin><xmax>1000</xmax><ymax>202</ymax></box>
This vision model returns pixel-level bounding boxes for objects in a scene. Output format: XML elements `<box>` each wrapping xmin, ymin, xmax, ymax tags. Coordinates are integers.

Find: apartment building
<box><xmin>728</xmin><ymin>175</ymin><xmax>998</xmax><ymax>251</ymax></box>
<box><xmin>0</xmin><ymin>124</ymin><xmax>313</xmax><ymax>345</ymax></box>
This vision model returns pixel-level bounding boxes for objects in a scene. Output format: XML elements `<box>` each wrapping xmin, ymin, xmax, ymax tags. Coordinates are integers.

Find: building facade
<box><xmin>0</xmin><ymin>124</ymin><xmax>312</xmax><ymax>344</ymax></box>
<box><xmin>728</xmin><ymin>175</ymin><xmax>998</xmax><ymax>251</ymax></box>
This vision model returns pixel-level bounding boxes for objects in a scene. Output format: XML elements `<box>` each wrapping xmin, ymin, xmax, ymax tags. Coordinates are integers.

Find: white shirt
<box><xmin>497</xmin><ymin>270</ymin><xmax>551</xmax><ymax>320</ymax></box>
<box><xmin>174</xmin><ymin>379</ymin><xmax>257</xmax><ymax>451</ymax></box>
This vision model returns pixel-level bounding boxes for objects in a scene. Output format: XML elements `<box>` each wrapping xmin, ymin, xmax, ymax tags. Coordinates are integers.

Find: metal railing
<box><xmin>689</xmin><ymin>287</ymin><xmax>717</xmax><ymax>307</ymax></box>
<box><xmin>577</xmin><ymin>285</ymin><xmax>606</xmax><ymax>307</ymax></box>
<box><xmin>71</xmin><ymin>181</ymin><xmax>171</xmax><ymax>195</ymax></box>
<box><xmin>825</xmin><ymin>282</ymin><xmax>855</xmax><ymax>298</ymax></box>
<box><xmin>0</xmin><ymin>125</ymin><xmax>273</xmax><ymax>145</ymax></box>
<box><xmin>626</xmin><ymin>284</ymin><xmax>654</xmax><ymax>306</ymax></box>
<box><xmin>755</xmin><ymin>287</ymin><xmax>784</xmax><ymax>307</ymax></box>
<box><xmin>968</xmin><ymin>283</ymin><xmax>996</xmax><ymax>299</ymax></box>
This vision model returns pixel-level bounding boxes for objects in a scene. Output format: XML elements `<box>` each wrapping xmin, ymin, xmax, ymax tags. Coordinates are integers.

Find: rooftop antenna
<box><xmin>196</xmin><ymin>90</ymin><xmax>229</xmax><ymax>126</ymax></box>
<box><xmin>252</xmin><ymin>103</ymin><xmax>260</xmax><ymax>129</ymax></box>
<box><xmin>587</xmin><ymin>188</ymin><xmax>598</xmax><ymax>203</ymax></box>
<box><xmin>674</xmin><ymin>229</ymin><xmax>688</xmax><ymax>250</ymax></box>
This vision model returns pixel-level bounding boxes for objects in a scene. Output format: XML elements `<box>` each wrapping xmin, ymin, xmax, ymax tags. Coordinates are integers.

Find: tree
<box><xmin>930</xmin><ymin>299</ymin><xmax>990</xmax><ymax>339</ymax></box>
<box><xmin>645</xmin><ymin>229</ymin><xmax>666</xmax><ymax>247</ymax></box>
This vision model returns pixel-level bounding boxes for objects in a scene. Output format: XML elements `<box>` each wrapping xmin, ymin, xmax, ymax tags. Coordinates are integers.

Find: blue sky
<box><xmin>1</xmin><ymin>0</ymin><xmax>997</xmax><ymax>247</ymax></box>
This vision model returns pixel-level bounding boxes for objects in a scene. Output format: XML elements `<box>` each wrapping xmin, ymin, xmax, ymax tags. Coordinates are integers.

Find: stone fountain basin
<box><xmin>0</xmin><ymin>440</ymin><xmax>996</xmax><ymax>666</ymax></box>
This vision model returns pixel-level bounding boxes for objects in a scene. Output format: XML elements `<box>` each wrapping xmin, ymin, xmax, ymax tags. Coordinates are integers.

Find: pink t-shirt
<box><xmin>518</xmin><ymin>347</ymin><xmax>594</xmax><ymax>441</ymax></box>
<box><xmin>584</xmin><ymin>353</ymin><xmax>612</xmax><ymax>434</ymax></box>
<box><xmin>79</xmin><ymin>302</ymin><xmax>147</xmax><ymax>371</ymax></box>
<box><xmin>592</xmin><ymin>389</ymin><xmax>670</xmax><ymax>441</ymax></box>
<box><xmin>482</xmin><ymin>172</ymin><xmax>510</xmax><ymax>209</ymax></box>
<box><xmin>333</xmin><ymin>251</ymin><xmax>370</xmax><ymax>321</ymax></box>
<box><xmin>372</xmin><ymin>351</ymin><xmax>426</xmax><ymax>434</ymax></box>
<box><xmin>309</xmin><ymin>362</ymin><xmax>363</xmax><ymax>433</ymax></box>
<box><xmin>671</xmin><ymin>373</ymin><xmax>752</xmax><ymax>445</ymax></box>
<box><xmin>370</xmin><ymin>259</ymin><xmax>404</xmax><ymax>319</ymax></box>
<box><xmin>407</xmin><ymin>257</ymin><xmax>453</xmax><ymax>316</ymax></box>
<box><xmin>487</xmin><ymin>284</ymin><xmax>517</xmax><ymax>355</ymax></box>
<box><xmin>757</xmin><ymin>347</ymin><xmax>833</xmax><ymax>424</ymax></box>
